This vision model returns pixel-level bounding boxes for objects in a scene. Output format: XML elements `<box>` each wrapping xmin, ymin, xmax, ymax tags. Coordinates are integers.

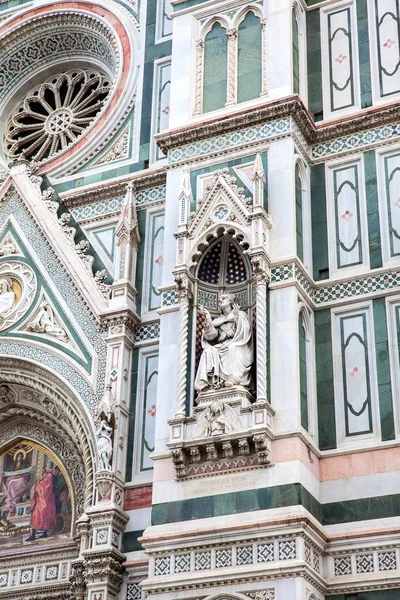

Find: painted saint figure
<box><xmin>0</xmin><ymin>278</ymin><xmax>15</xmax><ymax>316</ymax></box>
<box><xmin>195</xmin><ymin>293</ymin><xmax>253</xmax><ymax>392</ymax></box>
<box><xmin>2</xmin><ymin>450</ymin><xmax>31</xmax><ymax>518</ymax></box>
<box><xmin>26</xmin><ymin>462</ymin><xmax>56</xmax><ymax>542</ymax></box>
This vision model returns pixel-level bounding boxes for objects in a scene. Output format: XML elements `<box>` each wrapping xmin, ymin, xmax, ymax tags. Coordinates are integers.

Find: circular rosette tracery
<box><xmin>5</xmin><ymin>70</ymin><xmax>111</xmax><ymax>161</ymax></box>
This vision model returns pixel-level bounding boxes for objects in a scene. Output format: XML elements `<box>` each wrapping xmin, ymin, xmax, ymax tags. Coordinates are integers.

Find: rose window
<box><xmin>5</xmin><ymin>69</ymin><xmax>111</xmax><ymax>161</ymax></box>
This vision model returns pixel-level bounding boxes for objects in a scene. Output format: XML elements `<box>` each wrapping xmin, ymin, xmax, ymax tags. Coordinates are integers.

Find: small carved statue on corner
<box><xmin>96</xmin><ymin>385</ymin><xmax>115</xmax><ymax>471</ymax></box>
<box><xmin>96</xmin><ymin>419</ymin><xmax>113</xmax><ymax>471</ymax></box>
<box><xmin>196</xmin><ymin>400</ymin><xmax>241</xmax><ymax>437</ymax></box>
<box><xmin>195</xmin><ymin>293</ymin><xmax>253</xmax><ymax>392</ymax></box>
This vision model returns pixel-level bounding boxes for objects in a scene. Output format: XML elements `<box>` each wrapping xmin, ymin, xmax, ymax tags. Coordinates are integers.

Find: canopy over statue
<box><xmin>195</xmin><ymin>293</ymin><xmax>253</xmax><ymax>393</ymax></box>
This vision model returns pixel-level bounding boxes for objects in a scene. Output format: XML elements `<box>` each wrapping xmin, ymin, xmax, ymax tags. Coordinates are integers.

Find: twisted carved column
<box><xmin>193</xmin><ymin>39</ymin><xmax>204</xmax><ymax>116</ymax></box>
<box><xmin>174</xmin><ymin>274</ymin><xmax>193</xmax><ymax>417</ymax></box>
<box><xmin>260</xmin><ymin>19</ymin><xmax>267</xmax><ymax>96</ymax></box>
<box><xmin>252</xmin><ymin>257</ymin><xmax>269</xmax><ymax>402</ymax></box>
<box><xmin>226</xmin><ymin>28</ymin><xmax>237</xmax><ymax>106</ymax></box>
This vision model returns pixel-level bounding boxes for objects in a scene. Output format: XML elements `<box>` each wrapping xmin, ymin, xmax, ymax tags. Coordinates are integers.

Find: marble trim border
<box><xmin>155</xmin><ymin>96</ymin><xmax>400</xmax><ymax>165</ymax></box>
<box><xmin>270</xmin><ymin>260</ymin><xmax>400</xmax><ymax>307</ymax></box>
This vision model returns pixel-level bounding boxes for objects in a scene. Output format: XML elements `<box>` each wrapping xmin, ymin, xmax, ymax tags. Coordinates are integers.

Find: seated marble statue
<box><xmin>0</xmin><ymin>278</ymin><xmax>15</xmax><ymax>316</ymax></box>
<box><xmin>195</xmin><ymin>293</ymin><xmax>253</xmax><ymax>392</ymax></box>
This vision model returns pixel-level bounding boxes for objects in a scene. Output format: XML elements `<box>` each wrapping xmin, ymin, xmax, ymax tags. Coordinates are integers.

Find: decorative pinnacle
<box><xmin>252</xmin><ymin>153</ymin><xmax>265</xmax><ymax>181</ymax></box>
<box><xmin>116</xmin><ymin>182</ymin><xmax>140</xmax><ymax>240</ymax></box>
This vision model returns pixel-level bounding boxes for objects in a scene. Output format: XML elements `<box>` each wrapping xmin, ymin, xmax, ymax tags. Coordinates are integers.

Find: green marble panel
<box><xmin>373</xmin><ymin>298</ymin><xmax>395</xmax><ymax>441</ymax></box>
<box><xmin>237</xmin><ymin>11</ymin><xmax>262</xmax><ymax>103</ymax></box>
<box><xmin>315</xmin><ymin>310</ymin><xmax>336</xmax><ymax>450</ymax></box>
<box><xmin>203</xmin><ymin>23</ymin><xmax>228</xmax><ymax>113</ymax></box>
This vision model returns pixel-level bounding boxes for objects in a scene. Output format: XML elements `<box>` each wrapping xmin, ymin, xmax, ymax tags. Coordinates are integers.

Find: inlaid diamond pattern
<box><xmin>270</xmin><ymin>264</ymin><xmax>294</xmax><ymax>283</ymax></box>
<box><xmin>96</xmin><ymin>528</ymin><xmax>108</xmax><ymax>545</ymax></box>
<box><xmin>45</xmin><ymin>565</ymin><xmax>58</xmax><ymax>581</ymax></box>
<box><xmin>257</xmin><ymin>543</ymin><xmax>274</xmax><ymax>562</ymax></box>
<box><xmin>175</xmin><ymin>554</ymin><xmax>190</xmax><ymax>573</ymax></box>
<box><xmin>194</xmin><ymin>551</ymin><xmax>211</xmax><ymax>570</ymax></box>
<box><xmin>154</xmin><ymin>556</ymin><xmax>170</xmax><ymax>576</ymax></box>
<box><xmin>20</xmin><ymin>569</ymin><xmax>33</xmax><ymax>584</ymax></box>
<box><xmin>378</xmin><ymin>551</ymin><xmax>397</xmax><ymax>571</ymax></box>
<box><xmin>136</xmin><ymin>322</ymin><xmax>160</xmax><ymax>342</ymax></box>
<box><xmin>0</xmin><ymin>573</ymin><xmax>8</xmax><ymax>587</ymax></box>
<box><xmin>127</xmin><ymin>583</ymin><xmax>142</xmax><ymax>600</ymax></box>
<box><xmin>278</xmin><ymin>540</ymin><xmax>296</xmax><ymax>560</ymax></box>
<box><xmin>356</xmin><ymin>554</ymin><xmax>374</xmax><ymax>574</ymax></box>
<box><xmin>334</xmin><ymin>556</ymin><xmax>352</xmax><ymax>576</ymax></box>
<box><xmin>236</xmin><ymin>545</ymin><xmax>253</xmax><ymax>565</ymax></box>
<box><xmin>162</xmin><ymin>289</ymin><xmax>178</xmax><ymax>306</ymax></box>
<box><xmin>215</xmin><ymin>548</ymin><xmax>232</xmax><ymax>568</ymax></box>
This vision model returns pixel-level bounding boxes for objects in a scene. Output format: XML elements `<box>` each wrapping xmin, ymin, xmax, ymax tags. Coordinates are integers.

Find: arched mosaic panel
<box><xmin>0</xmin><ymin>440</ymin><xmax>72</xmax><ymax>548</ymax></box>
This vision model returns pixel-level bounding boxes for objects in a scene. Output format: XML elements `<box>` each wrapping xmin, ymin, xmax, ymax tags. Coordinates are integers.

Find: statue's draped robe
<box><xmin>195</xmin><ymin>310</ymin><xmax>253</xmax><ymax>391</ymax></box>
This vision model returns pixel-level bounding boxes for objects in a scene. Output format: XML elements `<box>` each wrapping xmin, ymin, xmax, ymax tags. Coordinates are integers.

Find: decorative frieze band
<box><xmin>0</xmin><ymin>560</ymin><xmax>71</xmax><ymax>590</ymax></box>
<box><xmin>332</xmin><ymin>548</ymin><xmax>398</xmax><ymax>577</ymax></box>
<box><xmin>270</xmin><ymin>262</ymin><xmax>400</xmax><ymax>306</ymax></box>
<box><xmin>70</xmin><ymin>185</ymin><xmax>167</xmax><ymax>224</ymax></box>
<box><xmin>152</xmin><ymin>538</ymin><xmax>299</xmax><ymax>577</ymax></box>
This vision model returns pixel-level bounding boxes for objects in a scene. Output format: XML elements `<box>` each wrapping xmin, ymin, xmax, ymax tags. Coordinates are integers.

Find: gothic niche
<box><xmin>0</xmin><ymin>441</ymin><xmax>72</xmax><ymax>548</ymax></box>
<box><xmin>169</xmin><ymin>235</ymin><xmax>274</xmax><ymax>479</ymax></box>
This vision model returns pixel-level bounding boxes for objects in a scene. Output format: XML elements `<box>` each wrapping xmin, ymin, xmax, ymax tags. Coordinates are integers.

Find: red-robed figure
<box><xmin>26</xmin><ymin>462</ymin><xmax>56</xmax><ymax>542</ymax></box>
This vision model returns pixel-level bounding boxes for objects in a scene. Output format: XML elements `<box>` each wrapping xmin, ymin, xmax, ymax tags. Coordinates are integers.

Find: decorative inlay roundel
<box><xmin>0</xmin><ymin>262</ymin><xmax>36</xmax><ymax>331</ymax></box>
<box><xmin>5</xmin><ymin>70</ymin><xmax>111</xmax><ymax>161</ymax></box>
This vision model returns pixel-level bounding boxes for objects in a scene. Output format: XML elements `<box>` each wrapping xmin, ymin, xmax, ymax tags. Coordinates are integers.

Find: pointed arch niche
<box><xmin>192</xmin><ymin>234</ymin><xmax>254</xmax><ymax>393</ymax></box>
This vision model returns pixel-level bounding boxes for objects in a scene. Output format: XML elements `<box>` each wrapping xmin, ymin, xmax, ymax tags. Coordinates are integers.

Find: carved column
<box><xmin>260</xmin><ymin>19</ymin><xmax>267</xmax><ymax>96</ymax></box>
<box><xmin>226</xmin><ymin>28</ymin><xmax>237</xmax><ymax>106</ymax></box>
<box><xmin>193</xmin><ymin>39</ymin><xmax>204</xmax><ymax>116</ymax></box>
<box><xmin>252</xmin><ymin>256</ymin><xmax>269</xmax><ymax>403</ymax></box>
<box><xmin>174</xmin><ymin>272</ymin><xmax>193</xmax><ymax>417</ymax></box>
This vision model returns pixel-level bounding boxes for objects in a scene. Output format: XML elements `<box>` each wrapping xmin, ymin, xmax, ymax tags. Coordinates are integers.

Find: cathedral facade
<box><xmin>0</xmin><ymin>0</ymin><xmax>399</xmax><ymax>598</ymax></box>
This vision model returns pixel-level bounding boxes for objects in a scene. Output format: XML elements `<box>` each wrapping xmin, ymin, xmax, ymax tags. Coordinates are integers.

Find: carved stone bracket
<box><xmin>168</xmin><ymin>390</ymin><xmax>274</xmax><ymax>480</ymax></box>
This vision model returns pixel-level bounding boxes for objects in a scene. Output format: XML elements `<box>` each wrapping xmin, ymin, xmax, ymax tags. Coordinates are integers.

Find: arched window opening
<box><xmin>203</xmin><ymin>23</ymin><xmax>228</xmax><ymax>113</ymax></box>
<box><xmin>292</xmin><ymin>8</ymin><xmax>300</xmax><ymax>94</ymax></box>
<box><xmin>237</xmin><ymin>11</ymin><xmax>262</xmax><ymax>103</ymax></box>
<box><xmin>298</xmin><ymin>311</ymin><xmax>309</xmax><ymax>431</ymax></box>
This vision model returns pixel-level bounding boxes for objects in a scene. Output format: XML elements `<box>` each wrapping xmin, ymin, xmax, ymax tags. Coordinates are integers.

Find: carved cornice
<box><xmin>61</xmin><ymin>169</ymin><xmax>166</xmax><ymax>209</ymax></box>
<box><xmin>155</xmin><ymin>95</ymin><xmax>400</xmax><ymax>154</ymax></box>
<box><xmin>99</xmin><ymin>308</ymin><xmax>141</xmax><ymax>335</ymax></box>
<box><xmin>0</xmin><ymin>584</ymin><xmax>72</xmax><ymax>600</ymax></box>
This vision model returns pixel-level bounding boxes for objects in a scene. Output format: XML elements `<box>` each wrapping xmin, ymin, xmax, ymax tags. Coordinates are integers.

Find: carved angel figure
<box><xmin>195</xmin><ymin>401</ymin><xmax>241</xmax><ymax>437</ymax></box>
<box><xmin>195</xmin><ymin>293</ymin><xmax>253</xmax><ymax>392</ymax></box>
<box><xmin>27</xmin><ymin>300</ymin><xmax>68</xmax><ymax>341</ymax></box>
<box><xmin>96</xmin><ymin>419</ymin><xmax>113</xmax><ymax>471</ymax></box>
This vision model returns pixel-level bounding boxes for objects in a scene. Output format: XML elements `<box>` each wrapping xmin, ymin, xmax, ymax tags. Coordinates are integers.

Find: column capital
<box><xmin>251</xmin><ymin>253</ymin><xmax>270</xmax><ymax>283</ymax></box>
<box><xmin>174</xmin><ymin>271</ymin><xmax>193</xmax><ymax>302</ymax></box>
<box><xmin>226</xmin><ymin>28</ymin><xmax>237</xmax><ymax>40</ymax></box>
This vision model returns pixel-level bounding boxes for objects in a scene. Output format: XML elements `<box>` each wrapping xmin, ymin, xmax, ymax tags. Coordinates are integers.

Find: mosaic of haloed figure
<box><xmin>0</xmin><ymin>442</ymin><xmax>72</xmax><ymax>547</ymax></box>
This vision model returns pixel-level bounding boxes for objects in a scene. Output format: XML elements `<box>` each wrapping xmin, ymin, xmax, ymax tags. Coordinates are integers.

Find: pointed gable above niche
<box><xmin>187</xmin><ymin>168</ymin><xmax>253</xmax><ymax>238</ymax></box>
